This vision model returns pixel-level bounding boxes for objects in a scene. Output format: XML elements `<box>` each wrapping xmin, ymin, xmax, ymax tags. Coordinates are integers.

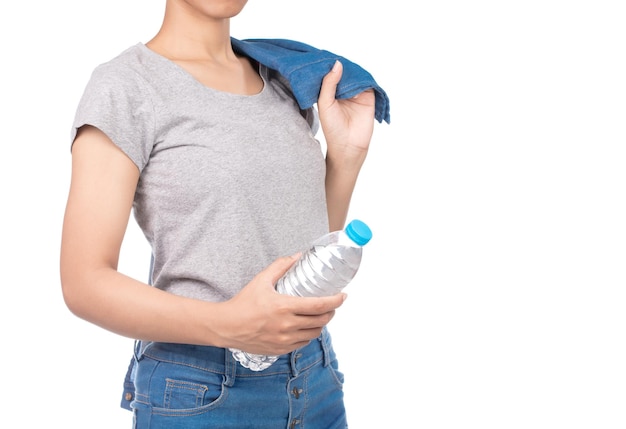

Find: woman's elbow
<box><xmin>59</xmin><ymin>264</ymin><xmax>95</xmax><ymax>320</ymax></box>
<box><xmin>60</xmin><ymin>273</ymin><xmax>83</xmax><ymax>317</ymax></box>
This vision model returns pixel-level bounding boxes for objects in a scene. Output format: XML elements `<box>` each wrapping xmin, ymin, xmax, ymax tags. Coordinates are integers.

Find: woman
<box><xmin>60</xmin><ymin>0</ymin><xmax>378</xmax><ymax>427</ymax></box>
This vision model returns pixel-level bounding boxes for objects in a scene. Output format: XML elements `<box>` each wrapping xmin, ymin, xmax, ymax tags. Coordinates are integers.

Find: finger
<box><xmin>292</xmin><ymin>327</ymin><xmax>326</xmax><ymax>344</ymax></box>
<box><xmin>262</xmin><ymin>253</ymin><xmax>301</xmax><ymax>285</ymax></box>
<box><xmin>289</xmin><ymin>293</ymin><xmax>347</xmax><ymax>316</ymax></box>
<box><xmin>295</xmin><ymin>310</ymin><xmax>337</xmax><ymax>330</ymax></box>
<box><xmin>318</xmin><ymin>60</ymin><xmax>343</xmax><ymax>108</ymax></box>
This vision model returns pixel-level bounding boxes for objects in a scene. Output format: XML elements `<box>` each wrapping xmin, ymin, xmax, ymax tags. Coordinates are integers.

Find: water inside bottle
<box><xmin>278</xmin><ymin>244</ymin><xmax>362</xmax><ymax>297</ymax></box>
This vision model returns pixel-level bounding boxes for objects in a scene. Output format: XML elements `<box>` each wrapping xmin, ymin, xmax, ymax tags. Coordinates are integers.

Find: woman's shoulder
<box><xmin>87</xmin><ymin>44</ymin><xmax>155</xmax><ymax>90</ymax></box>
<box><xmin>92</xmin><ymin>44</ymin><xmax>146</xmax><ymax>74</ymax></box>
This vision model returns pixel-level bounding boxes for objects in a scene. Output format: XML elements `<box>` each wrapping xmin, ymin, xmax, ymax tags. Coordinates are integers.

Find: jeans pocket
<box><xmin>136</xmin><ymin>357</ymin><xmax>227</xmax><ymax>415</ymax></box>
<box><xmin>326</xmin><ymin>356</ymin><xmax>345</xmax><ymax>389</ymax></box>
<box><xmin>164</xmin><ymin>378</ymin><xmax>211</xmax><ymax>409</ymax></box>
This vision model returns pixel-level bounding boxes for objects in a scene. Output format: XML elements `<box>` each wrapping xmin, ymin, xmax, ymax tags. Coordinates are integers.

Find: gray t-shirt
<box><xmin>71</xmin><ymin>43</ymin><xmax>329</xmax><ymax>302</ymax></box>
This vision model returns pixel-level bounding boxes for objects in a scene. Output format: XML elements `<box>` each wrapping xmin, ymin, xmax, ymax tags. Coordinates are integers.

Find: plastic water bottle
<box><xmin>230</xmin><ymin>219</ymin><xmax>373</xmax><ymax>371</ymax></box>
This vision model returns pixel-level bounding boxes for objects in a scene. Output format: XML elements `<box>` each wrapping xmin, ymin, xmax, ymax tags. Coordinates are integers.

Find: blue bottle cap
<box><xmin>345</xmin><ymin>219</ymin><xmax>373</xmax><ymax>246</ymax></box>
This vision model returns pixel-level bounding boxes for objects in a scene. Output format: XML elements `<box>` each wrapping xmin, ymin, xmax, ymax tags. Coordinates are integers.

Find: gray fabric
<box><xmin>71</xmin><ymin>43</ymin><xmax>329</xmax><ymax>302</ymax></box>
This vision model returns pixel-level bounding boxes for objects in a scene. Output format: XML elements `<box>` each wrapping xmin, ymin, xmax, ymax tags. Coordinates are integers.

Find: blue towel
<box><xmin>232</xmin><ymin>38</ymin><xmax>390</xmax><ymax>124</ymax></box>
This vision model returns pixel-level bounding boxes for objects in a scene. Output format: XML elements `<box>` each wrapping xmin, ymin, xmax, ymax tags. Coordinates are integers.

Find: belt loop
<box><xmin>320</xmin><ymin>328</ymin><xmax>331</xmax><ymax>368</ymax></box>
<box><xmin>133</xmin><ymin>339</ymin><xmax>143</xmax><ymax>362</ymax></box>
<box><xmin>290</xmin><ymin>349</ymin><xmax>300</xmax><ymax>377</ymax></box>
<box><xmin>133</xmin><ymin>339</ymin><xmax>153</xmax><ymax>362</ymax></box>
<box><xmin>223</xmin><ymin>348</ymin><xmax>236</xmax><ymax>387</ymax></box>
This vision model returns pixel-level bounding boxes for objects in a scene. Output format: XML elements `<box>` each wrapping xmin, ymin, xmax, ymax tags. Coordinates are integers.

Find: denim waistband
<box><xmin>119</xmin><ymin>328</ymin><xmax>334</xmax><ymax>410</ymax></box>
<box><xmin>136</xmin><ymin>328</ymin><xmax>332</xmax><ymax>383</ymax></box>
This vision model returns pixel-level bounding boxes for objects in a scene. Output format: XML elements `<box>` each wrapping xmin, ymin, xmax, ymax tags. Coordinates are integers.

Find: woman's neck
<box><xmin>149</xmin><ymin>0</ymin><xmax>236</xmax><ymax>62</ymax></box>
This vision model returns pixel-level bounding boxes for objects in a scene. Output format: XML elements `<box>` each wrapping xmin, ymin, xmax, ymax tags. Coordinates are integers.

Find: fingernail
<box><xmin>332</xmin><ymin>60</ymin><xmax>341</xmax><ymax>72</ymax></box>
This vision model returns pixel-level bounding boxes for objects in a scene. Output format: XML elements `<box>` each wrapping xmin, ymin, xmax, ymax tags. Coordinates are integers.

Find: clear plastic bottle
<box><xmin>230</xmin><ymin>219</ymin><xmax>373</xmax><ymax>371</ymax></box>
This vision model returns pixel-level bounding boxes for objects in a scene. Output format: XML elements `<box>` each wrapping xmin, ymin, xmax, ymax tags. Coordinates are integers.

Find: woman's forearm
<box><xmin>324</xmin><ymin>146</ymin><xmax>368</xmax><ymax>231</ymax></box>
<box><xmin>61</xmin><ymin>265</ymin><xmax>227</xmax><ymax>347</ymax></box>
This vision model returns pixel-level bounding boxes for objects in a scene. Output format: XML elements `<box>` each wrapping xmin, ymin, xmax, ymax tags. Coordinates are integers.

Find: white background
<box><xmin>1</xmin><ymin>1</ymin><xmax>625</xmax><ymax>428</ymax></box>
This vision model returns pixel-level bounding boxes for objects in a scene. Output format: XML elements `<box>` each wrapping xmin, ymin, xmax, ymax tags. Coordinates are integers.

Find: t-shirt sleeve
<box><xmin>70</xmin><ymin>63</ymin><xmax>156</xmax><ymax>171</ymax></box>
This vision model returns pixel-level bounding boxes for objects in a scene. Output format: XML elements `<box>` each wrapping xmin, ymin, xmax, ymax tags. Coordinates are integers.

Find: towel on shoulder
<box><xmin>232</xmin><ymin>37</ymin><xmax>390</xmax><ymax>124</ymax></box>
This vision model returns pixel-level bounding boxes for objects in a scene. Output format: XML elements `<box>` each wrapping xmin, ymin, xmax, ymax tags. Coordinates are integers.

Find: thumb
<box><xmin>318</xmin><ymin>60</ymin><xmax>343</xmax><ymax>108</ymax></box>
<box><xmin>266</xmin><ymin>253</ymin><xmax>301</xmax><ymax>285</ymax></box>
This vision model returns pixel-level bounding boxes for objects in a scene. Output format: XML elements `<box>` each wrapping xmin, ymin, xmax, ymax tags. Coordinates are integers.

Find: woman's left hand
<box><xmin>317</xmin><ymin>60</ymin><xmax>376</xmax><ymax>155</ymax></box>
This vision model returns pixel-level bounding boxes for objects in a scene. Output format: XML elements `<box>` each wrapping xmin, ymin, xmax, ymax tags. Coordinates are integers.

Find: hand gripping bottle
<box><xmin>230</xmin><ymin>219</ymin><xmax>373</xmax><ymax>371</ymax></box>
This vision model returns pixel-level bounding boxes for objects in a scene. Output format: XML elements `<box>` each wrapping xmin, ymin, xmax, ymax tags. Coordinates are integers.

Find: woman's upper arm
<box><xmin>60</xmin><ymin>125</ymin><xmax>140</xmax><ymax>296</ymax></box>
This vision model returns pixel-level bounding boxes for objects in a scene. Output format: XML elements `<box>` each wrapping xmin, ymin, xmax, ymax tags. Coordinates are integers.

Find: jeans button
<box><xmin>292</xmin><ymin>387</ymin><xmax>303</xmax><ymax>399</ymax></box>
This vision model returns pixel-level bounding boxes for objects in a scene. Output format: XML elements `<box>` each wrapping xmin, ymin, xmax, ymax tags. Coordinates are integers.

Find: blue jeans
<box><xmin>128</xmin><ymin>328</ymin><xmax>347</xmax><ymax>429</ymax></box>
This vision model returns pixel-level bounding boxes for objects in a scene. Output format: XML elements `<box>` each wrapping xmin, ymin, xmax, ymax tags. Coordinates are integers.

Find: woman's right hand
<box><xmin>217</xmin><ymin>255</ymin><xmax>347</xmax><ymax>355</ymax></box>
